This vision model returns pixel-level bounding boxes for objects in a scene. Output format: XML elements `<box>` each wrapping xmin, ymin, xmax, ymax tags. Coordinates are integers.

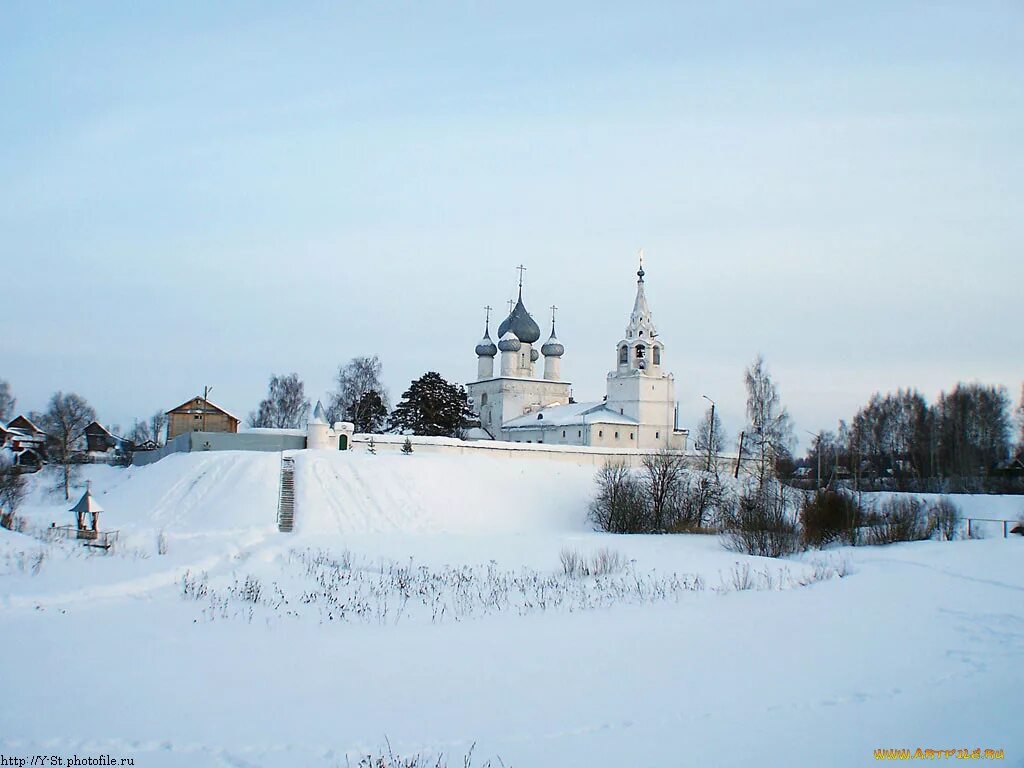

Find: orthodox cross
<box><xmin>516</xmin><ymin>264</ymin><xmax>527</xmax><ymax>290</ymax></box>
<box><xmin>483</xmin><ymin>305</ymin><xmax>492</xmax><ymax>331</ymax></box>
<box><xmin>550</xmin><ymin>304</ymin><xmax>558</xmax><ymax>325</ymax></box>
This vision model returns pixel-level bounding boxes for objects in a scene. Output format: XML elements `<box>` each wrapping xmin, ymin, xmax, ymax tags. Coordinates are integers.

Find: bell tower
<box><xmin>606</xmin><ymin>251</ymin><xmax>675</xmax><ymax>449</ymax></box>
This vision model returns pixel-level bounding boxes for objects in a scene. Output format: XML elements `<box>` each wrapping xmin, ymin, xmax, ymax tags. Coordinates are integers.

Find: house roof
<box><xmin>84</xmin><ymin>421</ymin><xmax>114</xmax><ymax>438</ymax></box>
<box><xmin>166</xmin><ymin>396</ymin><xmax>240</xmax><ymax>423</ymax></box>
<box><xmin>503</xmin><ymin>402</ymin><xmax>639</xmax><ymax>430</ymax></box>
<box><xmin>7</xmin><ymin>415</ymin><xmax>44</xmax><ymax>435</ymax></box>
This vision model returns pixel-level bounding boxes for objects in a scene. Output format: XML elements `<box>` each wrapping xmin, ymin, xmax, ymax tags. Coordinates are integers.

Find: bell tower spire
<box><xmin>626</xmin><ymin>248</ymin><xmax>656</xmax><ymax>340</ymax></box>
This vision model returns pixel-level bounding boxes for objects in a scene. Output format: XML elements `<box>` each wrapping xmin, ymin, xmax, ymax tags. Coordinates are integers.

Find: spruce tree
<box><xmin>390</xmin><ymin>372</ymin><xmax>473</xmax><ymax>437</ymax></box>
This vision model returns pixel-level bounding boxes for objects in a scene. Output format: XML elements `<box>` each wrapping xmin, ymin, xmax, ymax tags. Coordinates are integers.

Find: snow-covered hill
<box><xmin>1</xmin><ymin>451</ymin><xmax>1022</xmax><ymax>767</ymax></box>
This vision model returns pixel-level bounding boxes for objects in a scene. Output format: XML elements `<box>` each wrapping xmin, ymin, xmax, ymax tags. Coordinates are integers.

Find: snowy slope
<box><xmin>1</xmin><ymin>452</ymin><xmax>1022</xmax><ymax>767</ymax></box>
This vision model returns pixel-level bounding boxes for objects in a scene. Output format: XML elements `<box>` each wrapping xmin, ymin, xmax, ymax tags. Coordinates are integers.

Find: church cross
<box><xmin>550</xmin><ymin>304</ymin><xmax>558</xmax><ymax>324</ymax></box>
<box><xmin>516</xmin><ymin>264</ymin><xmax>527</xmax><ymax>290</ymax></box>
<box><xmin>484</xmin><ymin>305</ymin><xmax>492</xmax><ymax>331</ymax></box>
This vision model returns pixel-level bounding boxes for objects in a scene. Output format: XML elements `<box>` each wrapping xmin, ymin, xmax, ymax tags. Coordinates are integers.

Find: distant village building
<box><xmin>166</xmin><ymin>396</ymin><xmax>240</xmax><ymax>441</ymax></box>
<box><xmin>467</xmin><ymin>256</ymin><xmax>688</xmax><ymax>450</ymax></box>
<box><xmin>83</xmin><ymin>421</ymin><xmax>133</xmax><ymax>454</ymax></box>
<box><xmin>1</xmin><ymin>415</ymin><xmax>47</xmax><ymax>469</ymax></box>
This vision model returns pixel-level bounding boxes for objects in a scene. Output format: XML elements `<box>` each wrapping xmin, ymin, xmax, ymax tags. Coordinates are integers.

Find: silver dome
<box><xmin>497</xmin><ymin>295</ymin><xmax>541</xmax><ymax>343</ymax></box>
<box><xmin>497</xmin><ymin>331</ymin><xmax>522</xmax><ymax>352</ymax></box>
<box><xmin>475</xmin><ymin>330</ymin><xmax>497</xmax><ymax>357</ymax></box>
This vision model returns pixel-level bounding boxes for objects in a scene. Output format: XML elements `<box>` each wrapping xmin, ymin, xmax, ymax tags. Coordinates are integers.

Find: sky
<box><xmin>1</xmin><ymin>1</ymin><xmax>1022</xmax><ymax>449</ymax></box>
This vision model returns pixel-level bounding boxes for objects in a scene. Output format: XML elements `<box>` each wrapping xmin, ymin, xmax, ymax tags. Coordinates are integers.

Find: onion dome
<box><xmin>475</xmin><ymin>330</ymin><xmax>497</xmax><ymax>357</ymax></box>
<box><xmin>497</xmin><ymin>295</ymin><xmax>541</xmax><ymax>344</ymax></box>
<box><xmin>497</xmin><ymin>330</ymin><xmax>522</xmax><ymax>352</ymax></box>
<box><xmin>530</xmin><ymin>348</ymin><xmax>540</xmax><ymax>363</ymax></box>
<box><xmin>541</xmin><ymin>325</ymin><xmax>565</xmax><ymax>358</ymax></box>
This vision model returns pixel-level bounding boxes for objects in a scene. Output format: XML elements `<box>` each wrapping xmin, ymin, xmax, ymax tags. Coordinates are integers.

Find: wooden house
<box><xmin>84</xmin><ymin>421</ymin><xmax>118</xmax><ymax>453</ymax></box>
<box><xmin>2</xmin><ymin>415</ymin><xmax>47</xmax><ymax>467</ymax></box>
<box><xmin>166</xmin><ymin>396</ymin><xmax>240</xmax><ymax>441</ymax></box>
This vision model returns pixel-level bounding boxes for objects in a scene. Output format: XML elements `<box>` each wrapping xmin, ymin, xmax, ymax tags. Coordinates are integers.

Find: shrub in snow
<box><xmin>559</xmin><ymin>547</ymin><xmax>581</xmax><ymax>577</ymax></box>
<box><xmin>401</xmin><ymin>437</ymin><xmax>414</xmax><ymax>455</ymax></box>
<box><xmin>667</xmin><ymin>472</ymin><xmax>734</xmax><ymax>532</ymax></box>
<box><xmin>0</xmin><ymin>456</ymin><xmax>27</xmax><ymax>524</ymax></box>
<box><xmin>866</xmin><ymin>496</ymin><xmax>931</xmax><ymax>545</ymax></box>
<box><xmin>559</xmin><ymin>547</ymin><xmax>625</xmax><ymax>578</ymax></box>
<box><xmin>157</xmin><ymin>530</ymin><xmax>168</xmax><ymax>555</ymax></box>
<box><xmin>724</xmin><ymin>485</ymin><xmax>801</xmax><ymax>558</ymax></box>
<box><xmin>589</xmin><ymin>461</ymin><xmax>650</xmax><ymax>533</ymax></box>
<box><xmin>352</xmin><ymin>741</ymin><xmax>499</xmax><ymax>767</ymax></box>
<box><xmin>927</xmin><ymin>497</ymin><xmax>960</xmax><ymax>541</ymax></box>
<box><xmin>800</xmin><ymin>490</ymin><xmax>863</xmax><ymax>548</ymax></box>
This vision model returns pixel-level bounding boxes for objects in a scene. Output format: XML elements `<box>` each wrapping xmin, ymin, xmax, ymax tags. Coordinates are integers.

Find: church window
<box><xmin>630</xmin><ymin>432</ymin><xmax>634</xmax><ymax>440</ymax></box>
<box><xmin>620</xmin><ymin>408</ymin><xmax>623</xmax><ymax>415</ymax></box>
<box><xmin>653</xmin><ymin>346</ymin><xmax>661</xmax><ymax>365</ymax></box>
<box><xmin>599</xmin><ymin>430</ymin><xmax>603</xmax><ymax>437</ymax></box>
<box><xmin>636</xmin><ymin>344</ymin><xmax>645</xmax><ymax>358</ymax></box>
<box><xmin>562</xmin><ymin>430</ymin><xmax>566</xmax><ymax>438</ymax></box>
<box><xmin>578</xmin><ymin>430</ymin><xmax>581</xmax><ymax>437</ymax></box>
<box><xmin>614</xmin><ymin>431</ymin><xmax>619</xmax><ymax>439</ymax></box>
<box><xmin>618</xmin><ymin>345</ymin><xmax>628</xmax><ymax>364</ymax></box>
<box><xmin>481</xmin><ymin>393</ymin><xmax>488</xmax><ymax>405</ymax></box>
<box><xmin>656</xmin><ymin>431</ymin><xmax>660</xmax><ymax>439</ymax></box>
<box><xmin>639</xmin><ymin>330</ymin><xmax>644</xmax><ymax>337</ymax></box>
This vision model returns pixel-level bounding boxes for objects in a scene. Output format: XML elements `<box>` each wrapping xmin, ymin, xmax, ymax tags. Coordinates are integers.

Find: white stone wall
<box><xmin>350</xmin><ymin>433</ymin><xmax>738</xmax><ymax>472</ymax></box>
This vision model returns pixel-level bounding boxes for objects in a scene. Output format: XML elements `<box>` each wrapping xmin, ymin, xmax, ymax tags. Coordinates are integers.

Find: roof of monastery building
<box><xmin>503</xmin><ymin>401</ymin><xmax>638</xmax><ymax>430</ymax></box>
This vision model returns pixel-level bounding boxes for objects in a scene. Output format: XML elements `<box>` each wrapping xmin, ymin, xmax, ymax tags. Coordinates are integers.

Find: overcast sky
<box><xmin>1</xmin><ymin>2</ymin><xmax>1021</xmax><ymax>448</ymax></box>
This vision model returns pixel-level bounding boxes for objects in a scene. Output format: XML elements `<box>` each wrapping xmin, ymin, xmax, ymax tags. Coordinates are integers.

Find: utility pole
<box><xmin>702</xmin><ymin>395</ymin><xmax>715</xmax><ymax>473</ymax></box>
<box><xmin>202</xmin><ymin>385</ymin><xmax>213</xmax><ymax>432</ymax></box>
<box><xmin>735</xmin><ymin>431</ymin><xmax>745</xmax><ymax>479</ymax></box>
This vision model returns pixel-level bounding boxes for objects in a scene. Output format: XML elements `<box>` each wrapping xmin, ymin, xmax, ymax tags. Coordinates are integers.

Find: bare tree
<box><xmin>129</xmin><ymin>419</ymin><xmax>152</xmax><ymax>445</ymax></box>
<box><xmin>692</xmin><ymin>405</ymin><xmax>728</xmax><ymax>463</ymax></box>
<box><xmin>327</xmin><ymin>356</ymin><xmax>389</xmax><ymax>427</ymax></box>
<box><xmin>0</xmin><ymin>379</ymin><xmax>14</xmax><ymax>423</ymax></box>
<box><xmin>149</xmin><ymin>411</ymin><xmax>168</xmax><ymax>446</ymax></box>
<box><xmin>589</xmin><ymin>461</ymin><xmax>649</xmax><ymax>533</ymax></box>
<box><xmin>249</xmin><ymin>373</ymin><xmax>310</xmax><ymax>429</ymax></box>
<box><xmin>744</xmin><ymin>355</ymin><xmax>793</xmax><ymax>488</ymax></box>
<box><xmin>640</xmin><ymin>450</ymin><xmax>685</xmax><ymax>531</ymax></box>
<box><xmin>0</xmin><ymin>451</ymin><xmax>27</xmax><ymax>527</ymax></box>
<box><xmin>38</xmin><ymin>392</ymin><xmax>95</xmax><ymax>500</ymax></box>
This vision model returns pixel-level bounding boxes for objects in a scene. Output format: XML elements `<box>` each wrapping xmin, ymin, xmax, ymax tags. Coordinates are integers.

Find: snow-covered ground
<box><xmin>1</xmin><ymin>451</ymin><xmax>1022</xmax><ymax>767</ymax></box>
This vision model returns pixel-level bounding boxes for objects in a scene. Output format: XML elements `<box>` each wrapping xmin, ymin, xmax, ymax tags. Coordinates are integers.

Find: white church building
<box><xmin>467</xmin><ymin>257</ymin><xmax>688</xmax><ymax>450</ymax></box>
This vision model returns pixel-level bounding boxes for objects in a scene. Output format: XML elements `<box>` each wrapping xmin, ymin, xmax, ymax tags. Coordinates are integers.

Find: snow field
<box><xmin>0</xmin><ymin>450</ymin><xmax>1022</xmax><ymax>767</ymax></box>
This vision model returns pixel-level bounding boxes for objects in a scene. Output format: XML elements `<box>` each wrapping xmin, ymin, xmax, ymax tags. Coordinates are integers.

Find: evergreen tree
<box><xmin>401</xmin><ymin>437</ymin><xmax>414</xmax><ymax>455</ymax></box>
<box><xmin>390</xmin><ymin>372</ymin><xmax>473</xmax><ymax>437</ymax></box>
<box><xmin>327</xmin><ymin>356</ymin><xmax>389</xmax><ymax>427</ymax></box>
<box><xmin>351</xmin><ymin>390</ymin><xmax>389</xmax><ymax>433</ymax></box>
<box><xmin>366</xmin><ymin>435</ymin><xmax>377</xmax><ymax>455</ymax></box>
